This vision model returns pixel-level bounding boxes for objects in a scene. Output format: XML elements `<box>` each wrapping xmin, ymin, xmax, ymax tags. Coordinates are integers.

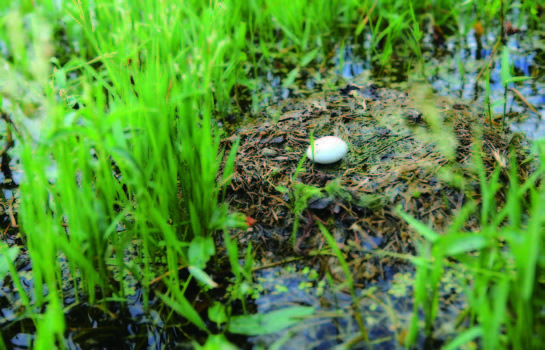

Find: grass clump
<box><xmin>3</xmin><ymin>1</ymin><xmax>248</xmax><ymax>346</ymax></box>
<box><xmin>397</xmin><ymin>144</ymin><xmax>545</xmax><ymax>349</ymax></box>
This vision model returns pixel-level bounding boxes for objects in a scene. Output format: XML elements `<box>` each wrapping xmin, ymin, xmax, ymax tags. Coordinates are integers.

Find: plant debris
<box><xmin>222</xmin><ymin>81</ymin><xmax>536</xmax><ymax>281</ymax></box>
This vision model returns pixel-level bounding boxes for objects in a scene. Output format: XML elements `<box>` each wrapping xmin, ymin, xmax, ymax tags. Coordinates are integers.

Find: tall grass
<box><xmin>397</xmin><ymin>141</ymin><xmax>545</xmax><ymax>349</ymax></box>
<box><xmin>6</xmin><ymin>0</ymin><xmax>250</xmax><ymax>346</ymax></box>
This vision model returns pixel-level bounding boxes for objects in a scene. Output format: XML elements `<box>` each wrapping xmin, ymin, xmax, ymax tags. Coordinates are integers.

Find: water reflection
<box><xmin>334</xmin><ymin>30</ymin><xmax>545</xmax><ymax>140</ymax></box>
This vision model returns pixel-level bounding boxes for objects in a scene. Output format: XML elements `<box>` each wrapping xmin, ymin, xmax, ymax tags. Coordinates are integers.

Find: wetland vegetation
<box><xmin>1</xmin><ymin>0</ymin><xmax>545</xmax><ymax>349</ymax></box>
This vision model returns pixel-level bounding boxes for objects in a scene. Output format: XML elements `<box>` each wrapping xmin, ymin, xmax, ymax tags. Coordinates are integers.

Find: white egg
<box><xmin>306</xmin><ymin>136</ymin><xmax>348</xmax><ymax>164</ymax></box>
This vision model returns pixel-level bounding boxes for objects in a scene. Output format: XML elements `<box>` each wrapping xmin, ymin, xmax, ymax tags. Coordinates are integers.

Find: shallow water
<box><xmin>261</xmin><ymin>27</ymin><xmax>545</xmax><ymax>140</ymax></box>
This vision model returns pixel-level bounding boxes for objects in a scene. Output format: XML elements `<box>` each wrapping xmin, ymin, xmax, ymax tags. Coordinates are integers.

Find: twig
<box><xmin>509</xmin><ymin>87</ymin><xmax>541</xmax><ymax>118</ymax></box>
<box><xmin>252</xmin><ymin>256</ymin><xmax>306</xmax><ymax>271</ymax></box>
<box><xmin>148</xmin><ymin>265</ymin><xmax>187</xmax><ymax>285</ymax></box>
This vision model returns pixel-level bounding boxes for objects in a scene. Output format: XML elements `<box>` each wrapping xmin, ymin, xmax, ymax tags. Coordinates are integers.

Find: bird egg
<box><xmin>306</xmin><ymin>136</ymin><xmax>348</xmax><ymax>164</ymax></box>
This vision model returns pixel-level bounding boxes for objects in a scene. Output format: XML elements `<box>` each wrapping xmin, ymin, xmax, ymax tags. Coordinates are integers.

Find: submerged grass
<box><xmin>0</xmin><ymin>0</ymin><xmax>544</xmax><ymax>348</ymax></box>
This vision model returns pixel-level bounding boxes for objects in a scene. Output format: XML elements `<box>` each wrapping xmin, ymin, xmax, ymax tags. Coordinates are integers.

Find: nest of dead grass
<box><xmin>220</xmin><ymin>82</ymin><xmax>536</xmax><ymax>279</ymax></box>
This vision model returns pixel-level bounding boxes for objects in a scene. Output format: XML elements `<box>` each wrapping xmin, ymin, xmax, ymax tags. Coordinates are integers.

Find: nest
<box><xmin>220</xmin><ymin>82</ymin><xmax>535</xmax><ymax>278</ymax></box>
